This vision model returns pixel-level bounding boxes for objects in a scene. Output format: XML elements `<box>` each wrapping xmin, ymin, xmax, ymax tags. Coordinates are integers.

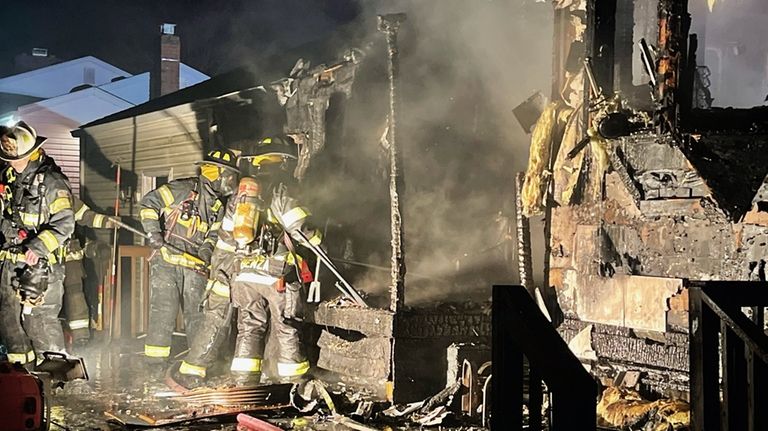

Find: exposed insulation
<box><xmin>553</xmin><ymin>106</ymin><xmax>584</xmax><ymax>205</ymax></box>
<box><xmin>597</xmin><ymin>387</ymin><xmax>690</xmax><ymax>430</ymax></box>
<box><xmin>522</xmin><ymin>102</ymin><xmax>567</xmax><ymax>217</ymax></box>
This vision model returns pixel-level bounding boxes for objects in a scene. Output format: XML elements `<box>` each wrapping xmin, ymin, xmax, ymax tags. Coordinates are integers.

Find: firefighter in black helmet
<box><xmin>169</xmin><ymin>136</ymin><xmax>321</xmax><ymax>388</ymax></box>
<box><xmin>0</xmin><ymin>121</ymin><xmax>75</xmax><ymax>365</ymax></box>
<box><xmin>139</xmin><ymin>148</ymin><xmax>238</xmax><ymax>372</ymax></box>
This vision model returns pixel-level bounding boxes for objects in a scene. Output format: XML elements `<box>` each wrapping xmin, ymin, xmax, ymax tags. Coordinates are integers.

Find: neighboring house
<box><xmin>0</xmin><ymin>56</ymin><xmax>128</xmax><ymax>100</ymax></box>
<box><xmin>0</xmin><ymin>56</ymin><xmax>209</xmax><ymax>196</ymax></box>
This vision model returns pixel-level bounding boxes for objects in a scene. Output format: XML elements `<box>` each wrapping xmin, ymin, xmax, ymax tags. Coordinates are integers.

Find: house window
<box><xmin>138</xmin><ymin>170</ymin><xmax>172</xmax><ymax>204</ymax></box>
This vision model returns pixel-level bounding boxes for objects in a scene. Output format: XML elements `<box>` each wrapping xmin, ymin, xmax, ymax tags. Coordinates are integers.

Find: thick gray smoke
<box><xmin>294</xmin><ymin>0</ymin><xmax>554</xmax><ymax>306</ymax></box>
<box><xmin>206</xmin><ymin>1</ymin><xmax>553</xmax><ymax>307</ymax></box>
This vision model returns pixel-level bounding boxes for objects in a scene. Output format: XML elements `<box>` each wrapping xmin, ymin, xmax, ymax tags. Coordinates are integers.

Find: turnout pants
<box><xmin>144</xmin><ymin>260</ymin><xmax>206</xmax><ymax>361</ymax></box>
<box><xmin>229</xmin><ymin>276</ymin><xmax>308</xmax><ymax>379</ymax></box>
<box><xmin>178</xmin><ymin>280</ymin><xmax>233</xmax><ymax>378</ymax></box>
<box><xmin>63</xmin><ymin>258</ymin><xmax>90</xmax><ymax>341</ymax></box>
<box><xmin>0</xmin><ymin>260</ymin><xmax>66</xmax><ymax>364</ymax></box>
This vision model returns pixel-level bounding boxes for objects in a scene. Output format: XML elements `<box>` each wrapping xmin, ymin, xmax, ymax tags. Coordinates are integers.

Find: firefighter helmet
<box><xmin>0</xmin><ymin>121</ymin><xmax>47</xmax><ymax>162</ymax></box>
<box><xmin>241</xmin><ymin>136</ymin><xmax>298</xmax><ymax>167</ymax></box>
<box><xmin>196</xmin><ymin>148</ymin><xmax>240</xmax><ymax>173</ymax></box>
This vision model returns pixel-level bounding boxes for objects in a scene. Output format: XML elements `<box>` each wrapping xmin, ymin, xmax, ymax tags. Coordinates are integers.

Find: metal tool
<box><xmin>106</xmin><ymin>161</ymin><xmax>120</xmax><ymax>339</ymax></box>
<box><xmin>106</xmin><ymin>216</ymin><xmax>207</xmax><ymax>274</ymax></box>
<box><xmin>308</xmin><ymin>257</ymin><xmax>321</xmax><ymax>303</ymax></box>
<box><xmin>294</xmin><ymin>230</ymin><xmax>367</xmax><ymax>307</ymax></box>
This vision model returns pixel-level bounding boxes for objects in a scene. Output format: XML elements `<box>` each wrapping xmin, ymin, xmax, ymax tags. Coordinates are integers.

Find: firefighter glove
<box><xmin>13</xmin><ymin>262</ymin><xmax>50</xmax><ymax>305</ymax></box>
<box><xmin>148</xmin><ymin>232</ymin><xmax>165</xmax><ymax>250</ymax></box>
<box><xmin>104</xmin><ymin>216</ymin><xmax>120</xmax><ymax>229</ymax></box>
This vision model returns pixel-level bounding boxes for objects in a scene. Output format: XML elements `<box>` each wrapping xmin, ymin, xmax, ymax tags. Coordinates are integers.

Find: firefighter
<box><xmin>139</xmin><ymin>148</ymin><xmax>238</xmax><ymax>371</ymax></box>
<box><xmin>0</xmin><ymin>121</ymin><xmax>75</xmax><ymax>365</ymax></box>
<box><xmin>64</xmin><ymin>197</ymin><xmax>117</xmax><ymax>346</ymax></box>
<box><xmin>170</xmin><ymin>136</ymin><xmax>321</xmax><ymax>387</ymax></box>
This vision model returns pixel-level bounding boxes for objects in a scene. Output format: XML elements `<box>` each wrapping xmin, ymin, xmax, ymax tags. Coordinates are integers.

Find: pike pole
<box><xmin>378</xmin><ymin>13</ymin><xmax>407</xmax><ymax>313</ymax></box>
<box><xmin>107</xmin><ymin>162</ymin><xmax>120</xmax><ymax>340</ymax></box>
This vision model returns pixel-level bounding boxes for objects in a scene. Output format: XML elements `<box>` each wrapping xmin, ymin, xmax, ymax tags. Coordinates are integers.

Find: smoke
<box><xmin>292</xmin><ymin>0</ymin><xmax>554</xmax><ymax>306</ymax></box>
<box><xmin>688</xmin><ymin>0</ymin><xmax>768</xmax><ymax>108</ymax></box>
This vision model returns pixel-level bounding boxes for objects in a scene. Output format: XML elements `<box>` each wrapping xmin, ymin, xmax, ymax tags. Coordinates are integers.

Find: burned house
<box><xmin>72</xmin><ymin>31</ymin><xmax>500</xmax><ymax>407</ymax></box>
<box><xmin>520</xmin><ymin>0</ymin><xmax>768</xmax><ymax>398</ymax></box>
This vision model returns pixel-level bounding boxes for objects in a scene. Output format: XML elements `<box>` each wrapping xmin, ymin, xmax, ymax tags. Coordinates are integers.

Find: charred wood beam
<box><xmin>515</xmin><ymin>172</ymin><xmax>534</xmax><ymax>294</ymax></box>
<box><xmin>655</xmin><ymin>0</ymin><xmax>691</xmax><ymax>135</ymax></box>
<box><xmin>378</xmin><ymin>13</ymin><xmax>408</xmax><ymax>313</ymax></box>
<box><xmin>281</xmin><ymin>57</ymin><xmax>360</xmax><ymax>179</ymax></box>
<box><xmin>722</xmin><ymin>323</ymin><xmax>748</xmax><ymax>431</ymax></box>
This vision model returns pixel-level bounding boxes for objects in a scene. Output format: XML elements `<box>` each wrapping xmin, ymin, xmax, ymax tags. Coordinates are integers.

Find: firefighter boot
<box><xmin>143</xmin><ymin>356</ymin><xmax>169</xmax><ymax>380</ymax></box>
<box><xmin>64</xmin><ymin>258</ymin><xmax>91</xmax><ymax>347</ymax></box>
<box><xmin>166</xmin><ymin>361</ymin><xmax>204</xmax><ymax>391</ymax></box>
<box><xmin>229</xmin><ymin>371</ymin><xmax>263</xmax><ymax>387</ymax></box>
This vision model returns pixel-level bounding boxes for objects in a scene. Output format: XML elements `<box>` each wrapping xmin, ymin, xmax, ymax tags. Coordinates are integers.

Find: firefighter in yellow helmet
<box><xmin>169</xmin><ymin>136</ymin><xmax>321</xmax><ymax>388</ymax></box>
<box><xmin>139</xmin><ymin>148</ymin><xmax>238</xmax><ymax>373</ymax></box>
<box><xmin>0</xmin><ymin>121</ymin><xmax>75</xmax><ymax>365</ymax></box>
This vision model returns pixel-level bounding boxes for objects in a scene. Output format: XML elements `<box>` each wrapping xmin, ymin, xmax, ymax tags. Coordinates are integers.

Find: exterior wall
<box><xmin>550</xmin><ymin>132</ymin><xmax>768</xmax><ymax>333</ymax></box>
<box><xmin>547</xmin><ymin>127</ymin><xmax>768</xmax><ymax>394</ymax></box>
<box><xmin>80</xmin><ymin>104</ymin><xmax>204</xmax><ymax>219</ymax></box>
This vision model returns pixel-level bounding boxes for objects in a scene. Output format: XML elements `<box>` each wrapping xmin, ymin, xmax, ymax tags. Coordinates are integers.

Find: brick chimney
<box><xmin>151</xmin><ymin>23</ymin><xmax>180</xmax><ymax>98</ymax></box>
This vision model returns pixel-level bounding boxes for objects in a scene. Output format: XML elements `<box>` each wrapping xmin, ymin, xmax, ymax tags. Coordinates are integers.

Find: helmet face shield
<box><xmin>240</xmin><ymin>154</ymin><xmax>296</xmax><ymax>179</ymax></box>
<box><xmin>219</xmin><ymin>169</ymin><xmax>238</xmax><ymax>196</ymax></box>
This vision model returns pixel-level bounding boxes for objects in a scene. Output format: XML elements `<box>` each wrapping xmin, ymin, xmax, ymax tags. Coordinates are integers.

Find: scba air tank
<box><xmin>232</xmin><ymin>177</ymin><xmax>260</xmax><ymax>248</ymax></box>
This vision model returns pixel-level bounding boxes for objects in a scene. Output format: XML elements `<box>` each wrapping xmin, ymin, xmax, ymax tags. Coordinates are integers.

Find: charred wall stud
<box><xmin>516</xmin><ymin>172</ymin><xmax>535</xmax><ymax>294</ymax></box>
<box><xmin>378</xmin><ymin>13</ymin><xmax>408</xmax><ymax>313</ymax></box>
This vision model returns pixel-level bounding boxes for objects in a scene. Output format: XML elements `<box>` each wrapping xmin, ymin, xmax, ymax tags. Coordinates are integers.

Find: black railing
<box><xmin>689</xmin><ymin>281</ymin><xmax>768</xmax><ymax>431</ymax></box>
<box><xmin>492</xmin><ymin>285</ymin><xmax>597</xmax><ymax>430</ymax></box>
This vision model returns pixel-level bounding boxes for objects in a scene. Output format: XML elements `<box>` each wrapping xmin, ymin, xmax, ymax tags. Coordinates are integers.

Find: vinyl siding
<box><xmin>80</xmin><ymin>104</ymin><xmax>204</xmax><ymax>219</ymax></box>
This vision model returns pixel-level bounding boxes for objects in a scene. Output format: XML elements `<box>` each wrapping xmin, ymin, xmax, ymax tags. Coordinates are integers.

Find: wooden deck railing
<box><xmin>492</xmin><ymin>285</ymin><xmax>597</xmax><ymax>430</ymax></box>
<box><xmin>689</xmin><ymin>281</ymin><xmax>768</xmax><ymax>431</ymax></box>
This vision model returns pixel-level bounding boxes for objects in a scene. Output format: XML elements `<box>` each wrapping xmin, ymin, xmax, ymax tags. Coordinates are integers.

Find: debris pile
<box><xmin>597</xmin><ymin>386</ymin><xmax>690</xmax><ymax>431</ymax></box>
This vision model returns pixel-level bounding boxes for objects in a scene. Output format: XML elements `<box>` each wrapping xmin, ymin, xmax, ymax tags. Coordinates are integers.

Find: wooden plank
<box><xmin>307</xmin><ymin>303</ymin><xmax>394</xmax><ymax>338</ymax></box>
<box><xmin>687</xmin><ymin>281</ymin><xmax>768</xmax><ymax>307</ymax></box>
<box><xmin>701</xmin><ymin>293</ymin><xmax>768</xmax><ymax>363</ymax></box>
<box><xmin>317</xmin><ymin>349</ymin><xmax>390</xmax><ymax>379</ymax></box>
<box><xmin>316</xmin><ymin>331</ymin><xmax>391</xmax><ymax>361</ymax></box>
<box><xmin>492</xmin><ymin>287</ymin><xmax>523</xmax><ymax>430</ymax></box>
<box><xmin>722</xmin><ymin>323</ymin><xmax>747</xmax><ymax>431</ymax></box>
<box><xmin>747</xmin><ymin>352</ymin><xmax>767</xmax><ymax>431</ymax></box>
<box><xmin>689</xmin><ymin>286</ymin><xmax>720</xmax><ymax>431</ymax></box>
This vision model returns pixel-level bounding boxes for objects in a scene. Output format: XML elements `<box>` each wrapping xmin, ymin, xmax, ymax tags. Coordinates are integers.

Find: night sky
<box><xmin>1</xmin><ymin>0</ymin><xmax>362</xmax><ymax>77</ymax></box>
